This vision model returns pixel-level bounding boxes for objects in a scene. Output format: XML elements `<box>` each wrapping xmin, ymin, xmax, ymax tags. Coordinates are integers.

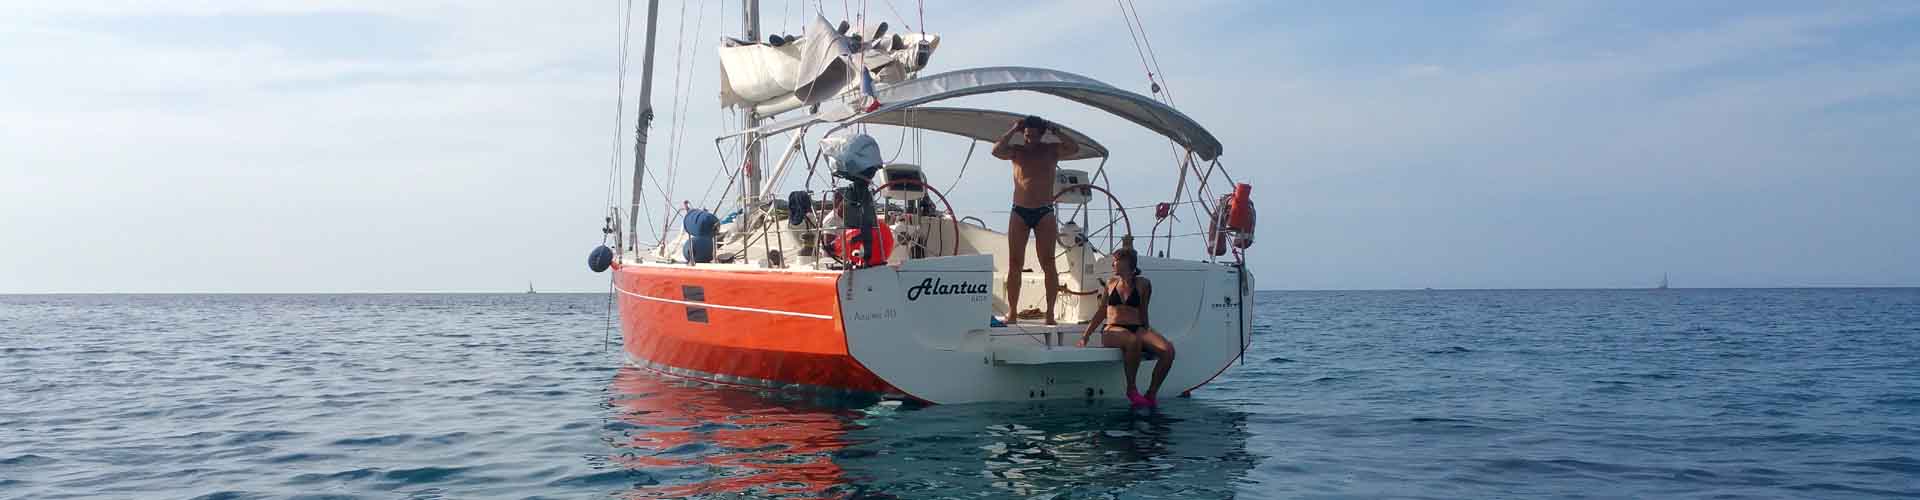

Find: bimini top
<box><xmin>824</xmin><ymin>107</ymin><xmax>1109</xmax><ymax>161</ymax></box>
<box><xmin>745</xmin><ymin>66</ymin><xmax>1223</xmax><ymax>161</ymax></box>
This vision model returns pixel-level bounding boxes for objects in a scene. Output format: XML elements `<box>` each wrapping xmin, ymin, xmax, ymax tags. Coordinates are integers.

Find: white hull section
<box><xmin>837</xmin><ymin>255</ymin><xmax>1252</xmax><ymax>404</ymax></box>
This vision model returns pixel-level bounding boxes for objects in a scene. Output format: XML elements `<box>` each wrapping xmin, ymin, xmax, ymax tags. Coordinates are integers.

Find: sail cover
<box><xmin>826</xmin><ymin>107</ymin><xmax>1108</xmax><ymax>161</ymax></box>
<box><xmin>748</xmin><ymin>67</ymin><xmax>1223</xmax><ymax>160</ymax></box>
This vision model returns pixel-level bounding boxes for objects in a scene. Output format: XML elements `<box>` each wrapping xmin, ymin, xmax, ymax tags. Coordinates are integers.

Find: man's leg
<box><xmin>1033</xmin><ymin>212</ymin><xmax>1060</xmax><ymax>325</ymax></box>
<box><xmin>1004</xmin><ymin>211</ymin><xmax>1031</xmax><ymax>324</ymax></box>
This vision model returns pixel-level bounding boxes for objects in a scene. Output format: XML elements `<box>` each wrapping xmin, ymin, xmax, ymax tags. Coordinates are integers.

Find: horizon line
<box><xmin>5</xmin><ymin>285</ymin><xmax>1918</xmax><ymax>295</ymax></box>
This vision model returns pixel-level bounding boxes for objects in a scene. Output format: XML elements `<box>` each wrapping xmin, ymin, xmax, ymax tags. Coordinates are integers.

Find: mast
<box><xmin>627</xmin><ymin>0</ymin><xmax>663</xmax><ymax>253</ymax></box>
<box><xmin>740</xmin><ymin>0</ymin><xmax>764</xmax><ymax>210</ymax></box>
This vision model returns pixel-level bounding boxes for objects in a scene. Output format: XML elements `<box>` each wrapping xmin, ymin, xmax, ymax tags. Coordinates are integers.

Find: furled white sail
<box><xmin>717</xmin><ymin>15</ymin><xmax>940</xmax><ymax>116</ymax></box>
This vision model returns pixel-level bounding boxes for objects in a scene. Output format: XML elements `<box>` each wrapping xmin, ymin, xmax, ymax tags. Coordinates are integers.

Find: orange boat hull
<box><xmin>613</xmin><ymin>263</ymin><xmax>898</xmax><ymax>395</ymax></box>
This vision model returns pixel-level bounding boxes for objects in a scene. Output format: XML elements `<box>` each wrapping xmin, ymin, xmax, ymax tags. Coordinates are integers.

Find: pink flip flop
<box><xmin>1126</xmin><ymin>388</ymin><xmax>1150</xmax><ymax>407</ymax></box>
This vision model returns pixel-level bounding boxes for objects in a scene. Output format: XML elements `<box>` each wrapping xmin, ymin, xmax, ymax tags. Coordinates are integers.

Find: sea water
<box><xmin>2</xmin><ymin>289</ymin><xmax>1917</xmax><ymax>499</ymax></box>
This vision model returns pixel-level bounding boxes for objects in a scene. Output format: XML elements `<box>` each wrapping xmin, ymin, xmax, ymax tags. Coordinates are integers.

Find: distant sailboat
<box><xmin>526</xmin><ymin>281</ymin><xmax>537</xmax><ymax>294</ymax></box>
<box><xmin>1657</xmin><ymin>273</ymin><xmax>1669</xmax><ymax>290</ymax></box>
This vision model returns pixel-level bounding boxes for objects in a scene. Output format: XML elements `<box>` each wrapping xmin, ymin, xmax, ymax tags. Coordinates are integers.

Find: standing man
<box><xmin>992</xmin><ymin>116</ymin><xmax>1079</xmax><ymax>324</ymax></box>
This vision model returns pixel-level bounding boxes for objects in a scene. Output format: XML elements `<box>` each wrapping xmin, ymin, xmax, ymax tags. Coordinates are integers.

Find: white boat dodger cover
<box><xmin>837</xmin><ymin>255</ymin><xmax>1253</xmax><ymax>404</ymax></box>
<box><xmin>719</xmin><ymin>15</ymin><xmax>940</xmax><ymax>116</ymax></box>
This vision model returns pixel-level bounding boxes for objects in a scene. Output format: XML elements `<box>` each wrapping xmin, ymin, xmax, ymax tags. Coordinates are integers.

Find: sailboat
<box><xmin>1657</xmin><ymin>273</ymin><xmax>1669</xmax><ymax>290</ymax></box>
<box><xmin>526</xmin><ymin>281</ymin><xmax>537</xmax><ymax>294</ymax></box>
<box><xmin>590</xmin><ymin>1</ymin><xmax>1256</xmax><ymax>404</ymax></box>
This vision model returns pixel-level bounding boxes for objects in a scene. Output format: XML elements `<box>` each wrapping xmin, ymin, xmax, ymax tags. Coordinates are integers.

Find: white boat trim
<box><xmin>614</xmin><ymin>286</ymin><xmax>836</xmax><ymax>320</ymax></box>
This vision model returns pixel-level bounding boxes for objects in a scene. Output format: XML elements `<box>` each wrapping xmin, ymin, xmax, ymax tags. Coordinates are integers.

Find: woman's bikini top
<box><xmin>1105</xmin><ymin>276</ymin><xmax>1144</xmax><ymax>307</ymax></box>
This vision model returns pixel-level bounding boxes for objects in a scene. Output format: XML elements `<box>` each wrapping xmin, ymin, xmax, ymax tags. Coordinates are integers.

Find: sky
<box><xmin>2</xmin><ymin>0</ymin><xmax>1917</xmax><ymax>293</ymax></box>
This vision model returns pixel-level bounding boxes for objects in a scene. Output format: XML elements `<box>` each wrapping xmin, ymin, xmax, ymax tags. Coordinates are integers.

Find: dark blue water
<box><xmin>3</xmin><ymin>289</ymin><xmax>1918</xmax><ymax>499</ymax></box>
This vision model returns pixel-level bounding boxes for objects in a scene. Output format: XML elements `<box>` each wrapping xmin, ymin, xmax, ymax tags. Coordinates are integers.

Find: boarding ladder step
<box><xmin>989</xmin><ymin>345</ymin><xmax>1123</xmax><ymax>365</ymax></box>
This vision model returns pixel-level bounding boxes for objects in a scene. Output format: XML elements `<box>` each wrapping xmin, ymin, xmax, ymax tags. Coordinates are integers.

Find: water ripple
<box><xmin>3</xmin><ymin>290</ymin><xmax>1918</xmax><ymax>498</ymax></box>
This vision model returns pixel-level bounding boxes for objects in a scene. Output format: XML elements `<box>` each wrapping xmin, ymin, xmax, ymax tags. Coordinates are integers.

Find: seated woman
<box><xmin>1076</xmin><ymin>246</ymin><xmax>1176</xmax><ymax>407</ymax></box>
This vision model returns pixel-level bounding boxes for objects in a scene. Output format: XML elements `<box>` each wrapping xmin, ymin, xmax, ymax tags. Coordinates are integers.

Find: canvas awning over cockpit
<box><xmin>824</xmin><ymin>107</ymin><xmax>1108</xmax><ymax>161</ymax></box>
<box><xmin>739</xmin><ymin>66</ymin><xmax>1223</xmax><ymax>161</ymax></box>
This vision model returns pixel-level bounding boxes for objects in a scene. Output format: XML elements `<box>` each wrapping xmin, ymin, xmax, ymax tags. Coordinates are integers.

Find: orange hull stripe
<box><xmin>616</xmin><ymin>287</ymin><xmax>834</xmax><ymax>319</ymax></box>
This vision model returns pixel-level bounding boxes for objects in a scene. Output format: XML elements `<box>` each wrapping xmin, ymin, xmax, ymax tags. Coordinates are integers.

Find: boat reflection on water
<box><xmin>605</xmin><ymin>367</ymin><xmax>868</xmax><ymax>499</ymax></box>
<box><xmin>603</xmin><ymin>367</ymin><xmax>1255</xmax><ymax>499</ymax></box>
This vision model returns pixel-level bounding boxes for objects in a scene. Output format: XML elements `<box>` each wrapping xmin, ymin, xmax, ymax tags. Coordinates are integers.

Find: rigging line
<box><xmin>1112</xmin><ymin>1</ymin><xmax>1184</xmax><ymax>170</ymax></box>
<box><xmin>650</xmin><ymin>141</ymin><xmax>711</xmax><ymax>241</ymax></box>
<box><xmin>700</xmin><ymin>140</ymin><xmax>745</xmax><ymax>213</ymax></box>
<box><xmin>608</xmin><ymin>0</ymin><xmax>635</xmax><ymax>212</ymax></box>
<box><xmin>690</xmin><ymin>0</ymin><xmax>726</xmax><ymax>210</ymax></box>
<box><xmin>878</xmin><ymin>0</ymin><xmax>914</xmax><ymax>31</ymax></box>
<box><xmin>887</xmin><ymin>126</ymin><xmax>910</xmax><ymax>163</ymax></box>
<box><xmin>643</xmin><ymin>160</ymin><xmax>675</xmax><ymax>204</ymax></box>
<box><xmin>1113</xmin><ymin>0</ymin><xmax>1157</xmax><ymax>98</ymax></box>
<box><xmin>686</xmin><ymin>114</ymin><xmax>738</xmax><ymax>221</ymax></box>
<box><xmin>666</xmin><ymin>0</ymin><xmax>712</xmax><ymax>213</ymax></box>
<box><xmin>782</xmin><ymin>0</ymin><xmax>793</xmax><ymax>33</ymax></box>
<box><xmin>607</xmin><ymin>0</ymin><xmax>631</xmax><ymax>207</ymax></box>
<box><xmin>674</xmin><ymin>0</ymin><xmax>709</xmax><ymax>209</ymax></box>
<box><xmin>1115</xmin><ymin>1</ymin><xmax>1188</xmax><ymax>185</ymax></box>
<box><xmin>1122</xmin><ymin>0</ymin><xmax>1175</xmax><ymax>105</ymax></box>
<box><xmin>794</xmin><ymin>0</ymin><xmax>805</xmax><ymax>33</ymax></box>
<box><xmin>1179</xmin><ymin>154</ymin><xmax>1213</xmax><ymax>258</ymax></box>
<box><xmin>944</xmin><ymin>140</ymin><xmax>978</xmax><ymax>195</ymax></box>
<box><xmin>653</xmin><ymin>3</ymin><xmax>727</xmax><ymax>242</ymax></box>
<box><xmin>710</xmin><ymin>160</ymin><xmax>745</xmax><ymax>215</ymax></box>
<box><xmin>1153</xmin><ymin>153</ymin><xmax>1201</xmax><ymax>258</ymax></box>
<box><xmin>663</xmin><ymin>0</ymin><xmax>691</xmax><ymax>199</ymax></box>
<box><xmin>692</xmin><ymin>145</ymin><xmax>729</xmax><ymax>215</ymax></box>
<box><xmin>637</xmin><ymin>185</ymin><xmax>660</xmax><ymax>242</ymax></box>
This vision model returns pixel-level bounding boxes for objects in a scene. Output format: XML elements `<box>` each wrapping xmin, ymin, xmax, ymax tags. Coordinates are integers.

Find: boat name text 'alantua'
<box><xmin>905</xmin><ymin>277</ymin><xmax>991</xmax><ymax>301</ymax></box>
